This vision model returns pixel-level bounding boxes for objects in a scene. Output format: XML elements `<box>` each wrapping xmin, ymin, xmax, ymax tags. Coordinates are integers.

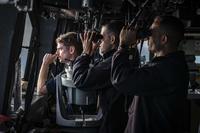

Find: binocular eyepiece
<box><xmin>92</xmin><ymin>33</ymin><xmax>103</xmax><ymax>42</ymax></box>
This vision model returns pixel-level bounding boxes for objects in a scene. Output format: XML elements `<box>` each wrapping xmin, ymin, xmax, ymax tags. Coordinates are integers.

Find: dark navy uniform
<box><xmin>111</xmin><ymin>49</ymin><xmax>190</xmax><ymax>133</ymax></box>
<box><xmin>73</xmin><ymin>50</ymin><xmax>129</xmax><ymax>133</ymax></box>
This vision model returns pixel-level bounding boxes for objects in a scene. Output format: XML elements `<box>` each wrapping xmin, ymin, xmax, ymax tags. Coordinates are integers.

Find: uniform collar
<box><xmin>152</xmin><ymin>51</ymin><xmax>185</xmax><ymax>62</ymax></box>
<box><xmin>102</xmin><ymin>49</ymin><xmax>116</xmax><ymax>59</ymax></box>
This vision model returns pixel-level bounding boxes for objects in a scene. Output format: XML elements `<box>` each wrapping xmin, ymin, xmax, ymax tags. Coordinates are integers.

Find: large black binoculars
<box><xmin>91</xmin><ymin>33</ymin><xmax>103</xmax><ymax>42</ymax></box>
<box><xmin>77</xmin><ymin>32</ymin><xmax>103</xmax><ymax>43</ymax></box>
<box><xmin>137</xmin><ymin>28</ymin><xmax>152</xmax><ymax>40</ymax></box>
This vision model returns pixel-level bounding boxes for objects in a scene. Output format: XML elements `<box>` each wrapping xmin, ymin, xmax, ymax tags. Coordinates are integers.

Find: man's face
<box><xmin>99</xmin><ymin>26</ymin><xmax>114</xmax><ymax>56</ymax></box>
<box><xmin>148</xmin><ymin>17</ymin><xmax>163</xmax><ymax>53</ymax></box>
<box><xmin>56</xmin><ymin>43</ymin><xmax>70</xmax><ymax>63</ymax></box>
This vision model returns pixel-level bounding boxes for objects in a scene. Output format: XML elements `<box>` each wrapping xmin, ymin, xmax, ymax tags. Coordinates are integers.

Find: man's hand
<box><xmin>42</xmin><ymin>53</ymin><xmax>57</xmax><ymax>66</ymax></box>
<box><xmin>37</xmin><ymin>53</ymin><xmax>57</xmax><ymax>95</ymax></box>
<box><xmin>119</xmin><ymin>25</ymin><xmax>137</xmax><ymax>48</ymax></box>
<box><xmin>80</xmin><ymin>31</ymin><xmax>98</xmax><ymax>56</ymax></box>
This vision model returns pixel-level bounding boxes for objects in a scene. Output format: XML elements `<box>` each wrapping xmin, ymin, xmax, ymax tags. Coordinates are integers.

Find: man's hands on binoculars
<box><xmin>119</xmin><ymin>25</ymin><xmax>138</xmax><ymax>49</ymax></box>
<box><xmin>80</xmin><ymin>31</ymin><xmax>101</xmax><ymax>56</ymax></box>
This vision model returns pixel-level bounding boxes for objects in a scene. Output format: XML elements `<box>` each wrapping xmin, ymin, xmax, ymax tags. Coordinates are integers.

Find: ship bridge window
<box><xmin>195</xmin><ymin>56</ymin><xmax>200</xmax><ymax>64</ymax></box>
<box><xmin>137</xmin><ymin>40</ymin><xmax>150</xmax><ymax>65</ymax></box>
<box><xmin>20</xmin><ymin>13</ymin><xmax>32</xmax><ymax>83</ymax></box>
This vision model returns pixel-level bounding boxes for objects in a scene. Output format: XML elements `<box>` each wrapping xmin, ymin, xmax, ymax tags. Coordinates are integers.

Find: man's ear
<box><xmin>161</xmin><ymin>34</ymin><xmax>168</xmax><ymax>44</ymax></box>
<box><xmin>110</xmin><ymin>35</ymin><xmax>116</xmax><ymax>44</ymax></box>
<box><xmin>69</xmin><ymin>46</ymin><xmax>75</xmax><ymax>54</ymax></box>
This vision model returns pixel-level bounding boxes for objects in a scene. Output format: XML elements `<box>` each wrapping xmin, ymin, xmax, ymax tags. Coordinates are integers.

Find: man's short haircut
<box><xmin>102</xmin><ymin>20</ymin><xmax>124</xmax><ymax>45</ymax></box>
<box><xmin>56</xmin><ymin>32</ymin><xmax>82</xmax><ymax>55</ymax></box>
<box><xmin>159</xmin><ymin>15</ymin><xmax>184</xmax><ymax>48</ymax></box>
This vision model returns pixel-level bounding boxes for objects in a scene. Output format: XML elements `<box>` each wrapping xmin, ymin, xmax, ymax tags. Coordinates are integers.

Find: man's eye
<box><xmin>97</xmin><ymin>40</ymin><xmax>102</xmax><ymax>44</ymax></box>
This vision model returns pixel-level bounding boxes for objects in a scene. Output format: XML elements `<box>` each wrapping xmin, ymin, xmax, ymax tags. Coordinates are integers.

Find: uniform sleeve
<box><xmin>111</xmin><ymin>49</ymin><xmax>173</xmax><ymax>96</ymax></box>
<box><xmin>72</xmin><ymin>54</ymin><xmax>112</xmax><ymax>91</ymax></box>
<box><xmin>46</xmin><ymin>78</ymin><xmax>56</xmax><ymax>95</ymax></box>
